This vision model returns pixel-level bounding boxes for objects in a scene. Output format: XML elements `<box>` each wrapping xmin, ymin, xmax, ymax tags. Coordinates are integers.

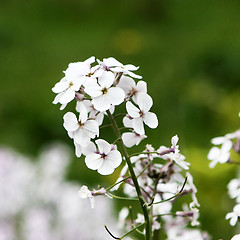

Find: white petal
<box><xmin>126</xmin><ymin>101</ymin><xmax>140</xmax><ymax>118</ymax></box>
<box><xmin>107</xmin><ymin>150</ymin><xmax>122</xmax><ymax>168</ymax></box>
<box><xmin>207</xmin><ymin>147</ymin><xmax>220</xmax><ymax>160</ymax></box>
<box><xmin>124</xmin><ymin>64</ymin><xmax>139</xmax><ymax>71</ymax></box>
<box><xmin>97</xmin><ymin>161</ymin><xmax>114</xmax><ymax>175</ymax></box>
<box><xmin>52</xmin><ymin>80</ymin><xmax>68</xmax><ymax>93</ymax></box>
<box><xmin>98</xmin><ymin>71</ymin><xmax>114</xmax><ymax>88</ymax></box>
<box><xmin>123</xmin><ymin>116</ymin><xmax>133</xmax><ymax>128</ymax></box>
<box><xmin>137</xmin><ymin>93</ymin><xmax>153</xmax><ymax>113</ymax></box>
<box><xmin>92</xmin><ymin>95</ymin><xmax>111</xmax><ymax>112</ymax></box>
<box><xmin>96</xmin><ymin>139</ymin><xmax>111</xmax><ymax>154</ymax></box>
<box><xmin>74</xmin><ymin>142</ymin><xmax>83</xmax><ymax>157</ymax></box>
<box><xmin>84</xmin><ymin>120</ymin><xmax>99</xmax><ymax>138</ymax></box>
<box><xmin>126</xmin><ymin>70</ymin><xmax>142</xmax><ymax>79</ymax></box>
<box><xmin>59</xmin><ymin>88</ymin><xmax>76</xmax><ymax>104</ymax></box>
<box><xmin>63</xmin><ymin>112</ymin><xmax>79</xmax><ymax>131</ymax></box>
<box><xmin>74</xmin><ymin>128</ymin><xmax>91</xmax><ymax>146</ymax></box>
<box><xmin>106</xmin><ymin>87</ymin><xmax>125</xmax><ymax>106</ymax></box>
<box><xmin>82</xmin><ymin>141</ymin><xmax>96</xmax><ymax>156</ymax></box>
<box><xmin>84</xmin><ymin>56</ymin><xmax>95</xmax><ymax>64</ymax></box>
<box><xmin>171</xmin><ymin>135</ymin><xmax>179</xmax><ymax>146</ymax></box>
<box><xmin>211</xmin><ymin>136</ymin><xmax>226</xmax><ymax>145</ymax></box>
<box><xmin>117</xmin><ymin>76</ymin><xmax>135</xmax><ymax>94</ymax></box>
<box><xmin>52</xmin><ymin>92</ymin><xmax>64</xmax><ymax>104</ymax></box>
<box><xmin>132</xmin><ymin>118</ymin><xmax>145</xmax><ymax>135</ymax></box>
<box><xmin>77</xmin><ymin>102</ymin><xmax>88</xmax><ymax>123</ymax></box>
<box><xmin>222</xmin><ymin>140</ymin><xmax>233</xmax><ymax>152</ymax></box>
<box><xmin>122</xmin><ymin>132</ymin><xmax>138</xmax><ymax>148</ymax></box>
<box><xmin>103</xmin><ymin>57</ymin><xmax>122</xmax><ymax>67</ymax></box>
<box><xmin>143</xmin><ymin>112</ymin><xmax>158</xmax><ymax>129</ymax></box>
<box><xmin>85</xmin><ymin>153</ymin><xmax>103</xmax><ymax>170</ymax></box>
<box><xmin>84</xmin><ymin>79</ymin><xmax>102</xmax><ymax>97</ymax></box>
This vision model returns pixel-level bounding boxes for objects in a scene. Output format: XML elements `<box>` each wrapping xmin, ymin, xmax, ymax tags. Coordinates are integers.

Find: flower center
<box><xmin>139</xmin><ymin>110</ymin><xmax>144</xmax><ymax>117</ymax></box>
<box><xmin>69</xmin><ymin>82</ymin><xmax>73</xmax><ymax>87</ymax></box>
<box><xmin>101</xmin><ymin>87</ymin><xmax>108</xmax><ymax>95</ymax></box>
<box><xmin>78</xmin><ymin>121</ymin><xmax>84</xmax><ymax>127</ymax></box>
<box><xmin>100</xmin><ymin>153</ymin><xmax>107</xmax><ymax>159</ymax></box>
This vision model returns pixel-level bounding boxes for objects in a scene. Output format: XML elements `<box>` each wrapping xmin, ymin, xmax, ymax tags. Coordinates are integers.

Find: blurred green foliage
<box><xmin>1</xmin><ymin>0</ymin><xmax>240</xmax><ymax>238</ymax></box>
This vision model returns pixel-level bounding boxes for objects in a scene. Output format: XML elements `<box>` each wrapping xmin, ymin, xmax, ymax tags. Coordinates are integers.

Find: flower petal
<box><xmin>126</xmin><ymin>101</ymin><xmax>140</xmax><ymax>118</ymax></box>
<box><xmin>106</xmin><ymin>87</ymin><xmax>125</xmax><ymax>106</ymax></box>
<box><xmin>59</xmin><ymin>88</ymin><xmax>76</xmax><ymax>104</ymax></box>
<box><xmin>92</xmin><ymin>95</ymin><xmax>111</xmax><ymax>112</ymax></box>
<box><xmin>107</xmin><ymin>150</ymin><xmax>122</xmax><ymax>168</ymax></box>
<box><xmin>98</xmin><ymin>71</ymin><xmax>114</xmax><ymax>88</ymax></box>
<box><xmin>143</xmin><ymin>112</ymin><xmax>158</xmax><ymax>129</ymax></box>
<box><xmin>85</xmin><ymin>153</ymin><xmax>103</xmax><ymax>170</ymax></box>
<box><xmin>132</xmin><ymin>118</ymin><xmax>145</xmax><ymax>135</ymax></box>
<box><xmin>52</xmin><ymin>79</ymin><xmax>68</xmax><ymax>93</ymax></box>
<box><xmin>63</xmin><ymin>112</ymin><xmax>79</xmax><ymax>131</ymax></box>
<box><xmin>95</xmin><ymin>139</ymin><xmax>111</xmax><ymax>154</ymax></box>
<box><xmin>137</xmin><ymin>93</ymin><xmax>153</xmax><ymax>113</ymax></box>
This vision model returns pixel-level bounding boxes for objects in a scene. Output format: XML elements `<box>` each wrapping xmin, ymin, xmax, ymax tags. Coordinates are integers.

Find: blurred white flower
<box><xmin>0</xmin><ymin>145</ymin><xmax>119</xmax><ymax>240</ymax></box>
<box><xmin>226</xmin><ymin>203</ymin><xmax>240</xmax><ymax>226</ymax></box>
<box><xmin>228</xmin><ymin>178</ymin><xmax>240</xmax><ymax>203</ymax></box>
<box><xmin>232</xmin><ymin>234</ymin><xmax>240</xmax><ymax>240</ymax></box>
<box><xmin>78</xmin><ymin>185</ymin><xmax>95</xmax><ymax>208</ymax></box>
<box><xmin>208</xmin><ymin>140</ymin><xmax>232</xmax><ymax>168</ymax></box>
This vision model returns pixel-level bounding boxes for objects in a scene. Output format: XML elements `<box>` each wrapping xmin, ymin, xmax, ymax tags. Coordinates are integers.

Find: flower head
<box><xmin>78</xmin><ymin>185</ymin><xmax>95</xmax><ymax>208</ymax></box>
<box><xmin>85</xmin><ymin>139</ymin><xmax>122</xmax><ymax>175</ymax></box>
<box><xmin>126</xmin><ymin>93</ymin><xmax>158</xmax><ymax>135</ymax></box>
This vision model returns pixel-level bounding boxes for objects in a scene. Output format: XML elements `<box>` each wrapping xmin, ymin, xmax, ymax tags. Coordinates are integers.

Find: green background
<box><xmin>1</xmin><ymin>0</ymin><xmax>240</xmax><ymax>239</ymax></box>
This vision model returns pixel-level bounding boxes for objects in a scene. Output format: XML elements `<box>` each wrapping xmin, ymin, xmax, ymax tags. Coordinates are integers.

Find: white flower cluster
<box><xmin>52</xmin><ymin>56</ymin><xmax>158</xmax><ymax>175</ymax></box>
<box><xmin>208</xmin><ymin>112</ymin><xmax>240</xmax><ymax>234</ymax></box>
<box><xmin>0</xmin><ymin>144</ymin><xmax>118</xmax><ymax>240</ymax></box>
<box><xmin>208</xmin><ymin>128</ymin><xmax>240</xmax><ymax>168</ymax></box>
<box><xmin>115</xmin><ymin>137</ymin><xmax>208</xmax><ymax>239</ymax></box>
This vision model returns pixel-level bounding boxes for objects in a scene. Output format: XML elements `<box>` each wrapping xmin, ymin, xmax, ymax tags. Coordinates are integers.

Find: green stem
<box><xmin>106</xmin><ymin>193</ymin><xmax>139</xmax><ymax>201</ymax></box>
<box><xmin>120</xmin><ymin>223</ymin><xmax>145</xmax><ymax>239</ymax></box>
<box><xmin>107</xmin><ymin>110</ymin><xmax>151</xmax><ymax>240</ymax></box>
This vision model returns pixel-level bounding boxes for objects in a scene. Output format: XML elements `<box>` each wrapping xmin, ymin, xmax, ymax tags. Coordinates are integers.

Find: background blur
<box><xmin>1</xmin><ymin>0</ymin><xmax>240</xmax><ymax>239</ymax></box>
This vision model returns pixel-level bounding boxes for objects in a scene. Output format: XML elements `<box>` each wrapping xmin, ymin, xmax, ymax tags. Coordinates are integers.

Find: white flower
<box><xmin>118</xmin><ymin>207</ymin><xmax>129</xmax><ymax>228</ymax></box>
<box><xmin>117</xmin><ymin>76</ymin><xmax>147</xmax><ymax>102</ymax></box>
<box><xmin>126</xmin><ymin>93</ymin><xmax>158</xmax><ymax>135</ymax></box>
<box><xmin>63</xmin><ymin>110</ymin><xmax>99</xmax><ymax>146</ymax></box>
<box><xmin>226</xmin><ymin>204</ymin><xmax>240</xmax><ymax>226</ymax></box>
<box><xmin>122</xmin><ymin>132</ymin><xmax>147</xmax><ymax>148</ymax></box>
<box><xmin>78</xmin><ymin>185</ymin><xmax>95</xmax><ymax>208</ymax></box>
<box><xmin>85</xmin><ymin>139</ymin><xmax>122</xmax><ymax>175</ymax></box>
<box><xmin>186</xmin><ymin>172</ymin><xmax>200</xmax><ymax>207</ymax></box>
<box><xmin>74</xmin><ymin>141</ymin><xmax>96</xmax><ymax>158</ymax></box>
<box><xmin>208</xmin><ymin>140</ymin><xmax>232</xmax><ymax>168</ymax></box>
<box><xmin>84</xmin><ymin>71</ymin><xmax>125</xmax><ymax>112</ymax></box>
<box><xmin>52</xmin><ymin>57</ymin><xmax>95</xmax><ymax>105</ymax></box>
<box><xmin>211</xmin><ymin>132</ymin><xmax>238</xmax><ymax>145</ymax></box>
<box><xmin>228</xmin><ymin>179</ymin><xmax>240</xmax><ymax>202</ymax></box>
<box><xmin>98</xmin><ymin>57</ymin><xmax>142</xmax><ymax>79</ymax></box>
<box><xmin>232</xmin><ymin>234</ymin><xmax>240</xmax><ymax>240</ymax></box>
<box><xmin>161</xmin><ymin>136</ymin><xmax>190</xmax><ymax>170</ymax></box>
<box><xmin>76</xmin><ymin>100</ymin><xmax>105</xmax><ymax>126</ymax></box>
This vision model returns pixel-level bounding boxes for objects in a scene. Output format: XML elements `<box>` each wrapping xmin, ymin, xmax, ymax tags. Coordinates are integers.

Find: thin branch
<box><xmin>100</xmin><ymin>124</ymin><xmax>113</xmax><ymax>129</ymax></box>
<box><xmin>147</xmin><ymin>176</ymin><xmax>188</xmax><ymax>206</ymax></box>
<box><xmin>106</xmin><ymin>193</ymin><xmax>139</xmax><ymax>201</ymax></box>
<box><xmin>104</xmin><ymin>225</ymin><xmax>120</xmax><ymax>239</ymax></box>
